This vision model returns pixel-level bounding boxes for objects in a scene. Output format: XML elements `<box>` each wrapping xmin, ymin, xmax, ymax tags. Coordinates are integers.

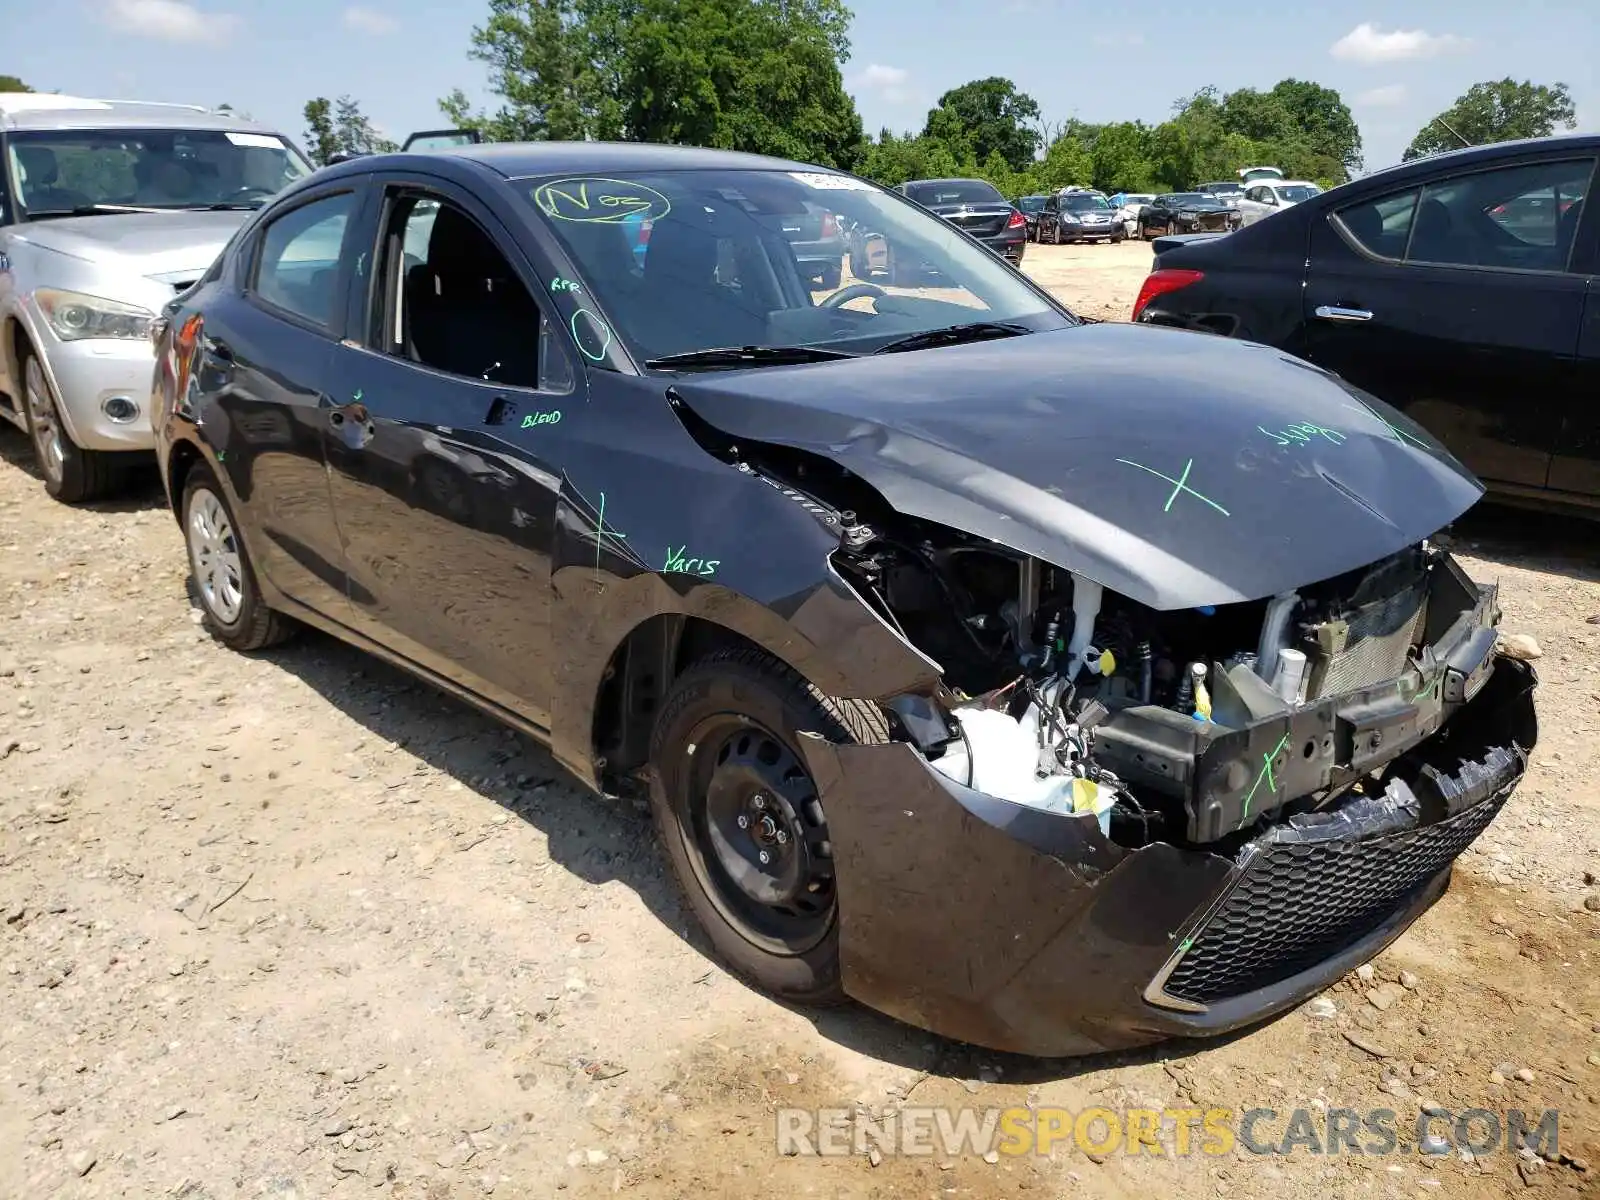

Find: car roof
<box><xmin>0</xmin><ymin>92</ymin><xmax>283</xmax><ymax>135</ymax></box>
<box><xmin>383</xmin><ymin>140</ymin><xmax>862</xmax><ymax>180</ymax></box>
<box><xmin>1354</xmin><ymin>132</ymin><xmax>1600</xmax><ymax>188</ymax></box>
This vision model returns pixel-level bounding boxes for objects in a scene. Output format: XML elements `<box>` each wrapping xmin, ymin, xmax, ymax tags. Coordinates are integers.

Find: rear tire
<box><xmin>180</xmin><ymin>463</ymin><xmax>295</xmax><ymax>652</ymax></box>
<box><xmin>648</xmin><ymin>646</ymin><xmax>890</xmax><ymax>1004</ymax></box>
<box><xmin>20</xmin><ymin>347</ymin><xmax>123</xmax><ymax>504</ymax></box>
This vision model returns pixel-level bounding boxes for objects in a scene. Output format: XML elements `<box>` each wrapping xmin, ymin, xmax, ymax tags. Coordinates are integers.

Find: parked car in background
<box><xmin>1038</xmin><ymin>190</ymin><xmax>1123</xmax><ymax>243</ymax></box>
<box><xmin>1132</xmin><ymin>134</ymin><xmax>1599</xmax><ymax>512</ymax></box>
<box><xmin>1237</xmin><ymin>179</ymin><xmax>1323</xmax><ymax>226</ymax></box>
<box><xmin>0</xmin><ymin>93</ymin><xmax>313</xmax><ymax>502</ymax></box>
<box><xmin>898</xmin><ymin>177</ymin><xmax>1026</xmax><ymax>265</ymax></box>
<box><xmin>1198</xmin><ymin>181</ymin><xmax>1246</xmax><ymax>208</ymax></box>
<box><xmin>1137</xmin><ymin>193</ymin><xmax>1240</xmax><ymax>238</ymax></box>
<box><xmin>762</xmin><ymin>200</ymin><xmax>846</xmax><ymax>288</ymax></box>
<box><xmin>1013</xmin><ymin>193</ymin><xmax>1048</xmax><ymax>241</ymax></box>
<box><xmin>150</xmin><ymin>139</ymin><xmax>1534</xmax><ymax>1060</ymax></box>
<box><xmin>1114</xmin><ymin>193</ymin><xmax>1155</xmax><ymax>237</ymax></box>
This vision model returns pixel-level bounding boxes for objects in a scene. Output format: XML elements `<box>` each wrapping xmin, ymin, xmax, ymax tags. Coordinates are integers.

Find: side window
<box><xmin>379</xmin><ymin>193</ymin><xmax>571</xmax><ymax>393</ymax></box>
<box><xmin>1334</xmin><ymin>188</ymin><xmax>1420</xmax><ymax>260</ymax></box>
<box><xmin>1408</xmin><ymin>159</ymin><xmax>1594</xmax><ymax>272</ymax></box>
<box><xmin>253</xmin><ymin>192</ymin><xmax>355</xmax><ymax>327</ymax></box>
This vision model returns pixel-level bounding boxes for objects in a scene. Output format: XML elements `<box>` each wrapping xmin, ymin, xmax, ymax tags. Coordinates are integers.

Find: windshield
<box><xmin>903</xmin><ymin>179</ymin><xmax>1004</xmax><ymax>206</ymax></box>
<box><xmin>1168</xmin><ymin>193</ymin><xmax>1211</xmax><ymax>205</ymax></box>
<box><xmin>1063</xmin><ymin>194</ymin><xmax>1111</xmax><ymax>212</ymax></box>
<box><xmin>1205</xmin><ymin>184</ymin><xmax>1243</xmax><ymax>197</ymax></box>
<box><xmin>1016</xmin><ymin>196</ymin><xmax>1046</xmax><ymax>213</ymax></box>
<box><xmin>524</xmin><ymin>169</ymin><xmax>1070</xmax><ymax>364</ymax></box>
<box><xmin>8</xmin><ymin>127</ymin><xmax>312</xmax><ymax>215</ymax></box>
<box><xmin>1276</xmin><ymin>184</ymin><xmax>1321</xmax><ymax>203</ymax></box>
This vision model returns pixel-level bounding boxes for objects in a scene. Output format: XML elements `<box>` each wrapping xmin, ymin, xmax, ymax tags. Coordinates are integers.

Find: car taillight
<box><xmin>1006</xmin><ymin>208</ymin><xmax>1026</xmax><ymax>229</ymax></box>
<box><xmin>820</xmin><ymin>213</ymin><xmax>839</xmax><ymax>238</ymax></box>
<box><xmin>1132</xmin><ymin>269</ymin><xmax>1205</xmax><ymax>321</ymax></box>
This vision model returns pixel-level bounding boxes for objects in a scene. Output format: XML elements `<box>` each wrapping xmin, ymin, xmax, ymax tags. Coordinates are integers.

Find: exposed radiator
<box><xmin>1304</xmin><ymin>573</ymin><xmax>1428</xmax><ymax>700</ymax></box>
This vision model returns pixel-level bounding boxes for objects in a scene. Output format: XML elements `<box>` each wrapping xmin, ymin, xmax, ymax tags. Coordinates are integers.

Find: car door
<box><xmin>205</xmin><ymin>182</ymin><xmax>370</xmax><ymax>619</ymax></box>
<box><xmin>1302</xmin><ymin>155</ymin><xmax>1595</xmax><ymax>494</ymax></box>
<box><xmin>1548</xmin><ymin>196</ymin><xmax>1600</xmax><ymax>498</ymax></box>
<box><xmin>320</xmin><ymin>175</ymin><xmax>579</xmax><ymax>730</ymax></box>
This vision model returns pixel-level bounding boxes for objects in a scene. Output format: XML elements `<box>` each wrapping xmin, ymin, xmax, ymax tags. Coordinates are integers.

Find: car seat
<box><xmin>405</xmin><ymin>206</ymin><xmax>539</xmax><ymax>387</ymax></box>
<box><xmin>1408</xmin><ymin>196</ymin><xmax>1462</xmax><ymax>263</ymax></box>
<box><xmin>13</xmin><ymin>146</ymin><xmax>90</xmax><ymax>212</ymax></box>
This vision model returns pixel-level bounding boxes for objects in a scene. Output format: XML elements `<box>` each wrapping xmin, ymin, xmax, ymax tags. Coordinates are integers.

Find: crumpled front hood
<box><xmin>672</xmin><ymin>323</ymin><xmax>1484</xmax><ymax>610</ymax></box>
<box><xmin>17</xmin><ymin>210</ymin><xmax>249</xmax><ymax>277</ymax></box>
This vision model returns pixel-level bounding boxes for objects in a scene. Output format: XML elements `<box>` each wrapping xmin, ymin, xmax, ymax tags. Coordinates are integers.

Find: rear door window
<box><xmin>1407</xmin><ymin>159</ymin><xmax>1594</xmax><ymax>272</ymax></box>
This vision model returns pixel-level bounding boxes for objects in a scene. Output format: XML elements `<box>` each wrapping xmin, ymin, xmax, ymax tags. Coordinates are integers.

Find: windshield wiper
<box><xmin>643</xmin><ymin>345</ymin><xmax>858</xmax><ymax>370</ymax></box>
<box><xmin>203</xmin><ymin>202</ymin><xmax>264</xmax><ymax>211</ymax></box>
<box><xmin>872</xmin><ymin>321</ymin><xmax>1031</xmax><ymax>355</ymax></box>
<box><xmin>28</xmin><ymin>202</ymin><xmax>166</xmax><ymax>218</ymax></box>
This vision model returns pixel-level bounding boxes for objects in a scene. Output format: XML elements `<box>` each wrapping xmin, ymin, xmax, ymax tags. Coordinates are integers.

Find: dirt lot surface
<box><xmin>2</xmin><ymin>242</ymin><xmax>1598</xmax><ymax>1199</ymax></box>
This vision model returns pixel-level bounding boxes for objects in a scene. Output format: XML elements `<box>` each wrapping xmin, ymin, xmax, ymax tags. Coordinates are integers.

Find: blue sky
<box><xmin>9</xmin><ymin>0</ymin><xmax>1598</xmax><ymax>173</ymax></box>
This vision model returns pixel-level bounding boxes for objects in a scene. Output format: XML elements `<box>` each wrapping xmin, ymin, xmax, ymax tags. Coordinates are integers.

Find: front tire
<box><xmin>648</xmin><ymin>646</ymin><xmax>890</xmax><ymax>1003</ymax></box>
<box><xmin>180</xmin><ymin>464</ymin><xmax>295</xmax><ymax>651</ymax></box>
<box><xmin>20</xmin><ymin>347</ymin><xmax>123</xmax><ymax>504</ymax></box>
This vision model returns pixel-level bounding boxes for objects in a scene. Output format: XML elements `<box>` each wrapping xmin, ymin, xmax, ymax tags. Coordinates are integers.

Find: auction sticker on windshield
<box><xmin>789</xmin><ymin>172</ymin><xmax>874</xmax><ymax>191</ymax></box>
<box><xmin>225</xmin><ymin>132</ymin><xmax>286</xmax><ymax>149</ymax></box>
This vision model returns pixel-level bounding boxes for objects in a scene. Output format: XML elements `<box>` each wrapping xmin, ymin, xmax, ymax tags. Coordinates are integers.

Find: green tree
<box><xmin>0</xmin><ymin>75</ymin><xmax>34</xmax><ymax>93</ymax></box>
<box><xmin>1404</xmin><ymin>79</ymin><xmax>1577</xmax><ymax>161</ymax></box>
<box><xmin>1219</xmin><ymin>79</ymin><xmax>1360</xmax><ymax>179</ymax></box>
<box><xmin>924</xmin><ymin>76</ymin><xmax>1040</xmax><ymax>172</ymax></box>
<box><xmin>1088</xmin><ymin>121</ymin><xmax>1155</xmax><ymax>192</ymax></box>
<box><xmin>303</xmin><ymin>95</ymin><xmax>397</xmax><ymax>166</ymax></box>
<box><xmin>442</xmin><ymin>0</ymin><xmax>863</xmax><ymax>167</ymax></box>
<box><xmin>1033</xmin><ymin>132</ymin><xmax>1092</xmax><ymax>192</ymax></box>
<box><xmin>303</xmin><ymin>98</ymin><xmax>340</xmax><ymax>166</ymax></box>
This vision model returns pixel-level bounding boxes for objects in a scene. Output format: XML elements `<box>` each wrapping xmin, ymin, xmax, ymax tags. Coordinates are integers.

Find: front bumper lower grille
<box><xmin>1159</xmin><ymin>785</ymin><xmax>1507</xmax><ymax>1007</ymax></box>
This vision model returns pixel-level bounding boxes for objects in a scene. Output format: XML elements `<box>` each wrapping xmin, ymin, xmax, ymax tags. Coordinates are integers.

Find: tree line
<box><xmin>5</xmin><ymin>0</ymin><xmax>1583</xmax><ymax>192</ymax></box>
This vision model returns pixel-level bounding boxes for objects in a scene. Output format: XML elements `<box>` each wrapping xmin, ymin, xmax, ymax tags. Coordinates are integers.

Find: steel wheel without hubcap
<box><xmin>683</xmin><ymin>714</ymin><xmax>835</xmax><ymax>954</ymax></box>
<box><xmin>23</xmin><ymin>356</ymin><xmax>65</xmax><ymax>488</ymax></box>
<box><xmin>187</xmin><ymin>487</ymin><xmax>245</xmax><ymax>625</ymax></box>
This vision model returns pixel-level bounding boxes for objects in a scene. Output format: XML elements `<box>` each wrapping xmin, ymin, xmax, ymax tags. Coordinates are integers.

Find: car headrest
<box><xmin>15</xmin><ymin>145</ymin><xmax>59</xmax><ymax>188</ymax></box>
<box><xmin>642</xmin><ymin>216</ymin><xmax>719</xmax><ymax>289</ymax></box>
<box><xmin>426</xmin><ymin>205</ymin><xmax>511</xmax><ymax>283</ymax></box>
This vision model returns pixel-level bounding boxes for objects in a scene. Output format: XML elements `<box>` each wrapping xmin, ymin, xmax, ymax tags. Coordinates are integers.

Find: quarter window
<box><xmin>1333</xmin><ymin>189</ymin><xmax>1420</xmax><ymax>260</ymax></box>
<box><xmin>253</xmin><ymin>192</ymin><xmax>355</xmax><ymax>327</ymax></box>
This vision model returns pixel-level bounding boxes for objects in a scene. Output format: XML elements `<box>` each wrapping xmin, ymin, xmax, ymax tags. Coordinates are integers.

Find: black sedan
<box><xmin>1013</xmin><ymin>193</ymin><xmax>1049</xmax><ymax>241</ymax></box>
<box><xmin>1037</xmin><ymin>190</ymin><xmax>1125</xmax><ymax>244</ymax></box>
<box><xmin>1138</xmin><ymin>192</ymin><xmax>1241</xmax><ymax>238</ymax></box>
<box><xmin>150</xmin><ymin>141</ymin><xmax>1535</xmax><ymax>1058</ymax></box>
<box><xmin>899</xmin><ymin>177</ymin><xmax>1027</xmax><ymax>265</ymax></box>
<box><xmin>1133</xmin><ymin>135</ymin><xmax>1600</xmax><ymax>513</ymax></box>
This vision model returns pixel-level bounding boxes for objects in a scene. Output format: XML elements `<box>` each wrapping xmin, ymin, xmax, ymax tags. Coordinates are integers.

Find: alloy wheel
<box><xmin>23</xmin><ymin>357</ymin><xmax>65</xmax><ymax>487</ymax></box>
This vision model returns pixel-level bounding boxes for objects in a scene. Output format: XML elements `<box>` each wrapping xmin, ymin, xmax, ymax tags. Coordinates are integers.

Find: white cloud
<box><xmin>343</xmin><ymin>6</ymin><xmax>397</xmax><ymax>34</ymax></box>
<box><xmin>851</xmin><ymin>63</ymin><xmax>914</xmax><ymax>105</ymax></box>
<box><xmin>104</xmin><ymin>0</ymin><xmax>240</xmax><ymax>43</ymax></box>
<box><xmin>1091</xmin><ymin>32</ymin><xmax>1145</xmax><ymax>47</ymax></box>
<box><xmin>1355</xmin><ymin>84</ymin><xmax>1408</xmax><ymax>108</ymax></box>
<box><xmin>1331</xmin><ymin>22</ymin><xmax>1470</xmax><ymax>64</ymax></box>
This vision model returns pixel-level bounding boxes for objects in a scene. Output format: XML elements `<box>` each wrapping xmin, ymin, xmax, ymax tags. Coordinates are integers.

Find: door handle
<box><xmin>1314</xmin><ymin>305</ymin><xmax>1374</xmax><ymax>323</ymax></box>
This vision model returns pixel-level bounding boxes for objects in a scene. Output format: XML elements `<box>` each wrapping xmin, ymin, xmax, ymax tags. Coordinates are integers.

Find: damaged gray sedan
<box><xmin>151</xmin><ymin>146</ymin><xmax>1536</xmax><ymax>1058</ymax></box>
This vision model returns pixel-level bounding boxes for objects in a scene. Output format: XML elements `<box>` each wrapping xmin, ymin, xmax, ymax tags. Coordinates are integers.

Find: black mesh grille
<box><xmin>1161</xmin><ymin>791</ymin><xmax>1506</xmax><ymax>1006</ymax></box>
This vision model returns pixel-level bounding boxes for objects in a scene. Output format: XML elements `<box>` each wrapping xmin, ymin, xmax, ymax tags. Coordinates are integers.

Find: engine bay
<box><xmin>829</xmin><ymin>509</ymin><xmax>1495</xmax><ymax>852</ymax></box>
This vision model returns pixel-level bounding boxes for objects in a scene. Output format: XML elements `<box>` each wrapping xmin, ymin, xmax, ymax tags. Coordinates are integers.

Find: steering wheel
<box><xmin>821</xmin><ymin>283</ymin><xmax>887</xmax><ymax>308</ymax></box>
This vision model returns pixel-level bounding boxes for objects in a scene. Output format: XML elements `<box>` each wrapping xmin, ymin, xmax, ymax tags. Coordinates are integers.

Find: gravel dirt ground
<box><xmin>2</xmin><ymin>241</ymin><xmax>1598</xmax><ymax>1200</ymax></box>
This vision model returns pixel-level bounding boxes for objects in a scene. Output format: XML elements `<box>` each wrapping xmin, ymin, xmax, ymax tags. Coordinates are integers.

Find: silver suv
<box><xmin>0</xmin><ymin>94</ymin><xmax>313</xmax><ymax>502</ymax></box>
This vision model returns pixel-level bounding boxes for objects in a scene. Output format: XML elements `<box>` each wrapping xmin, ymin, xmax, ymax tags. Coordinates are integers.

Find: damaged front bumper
<box><xmin>798</xmin><ymin>656</ymin><xmax>1537</xmax><ymax>1058</ymax></box>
